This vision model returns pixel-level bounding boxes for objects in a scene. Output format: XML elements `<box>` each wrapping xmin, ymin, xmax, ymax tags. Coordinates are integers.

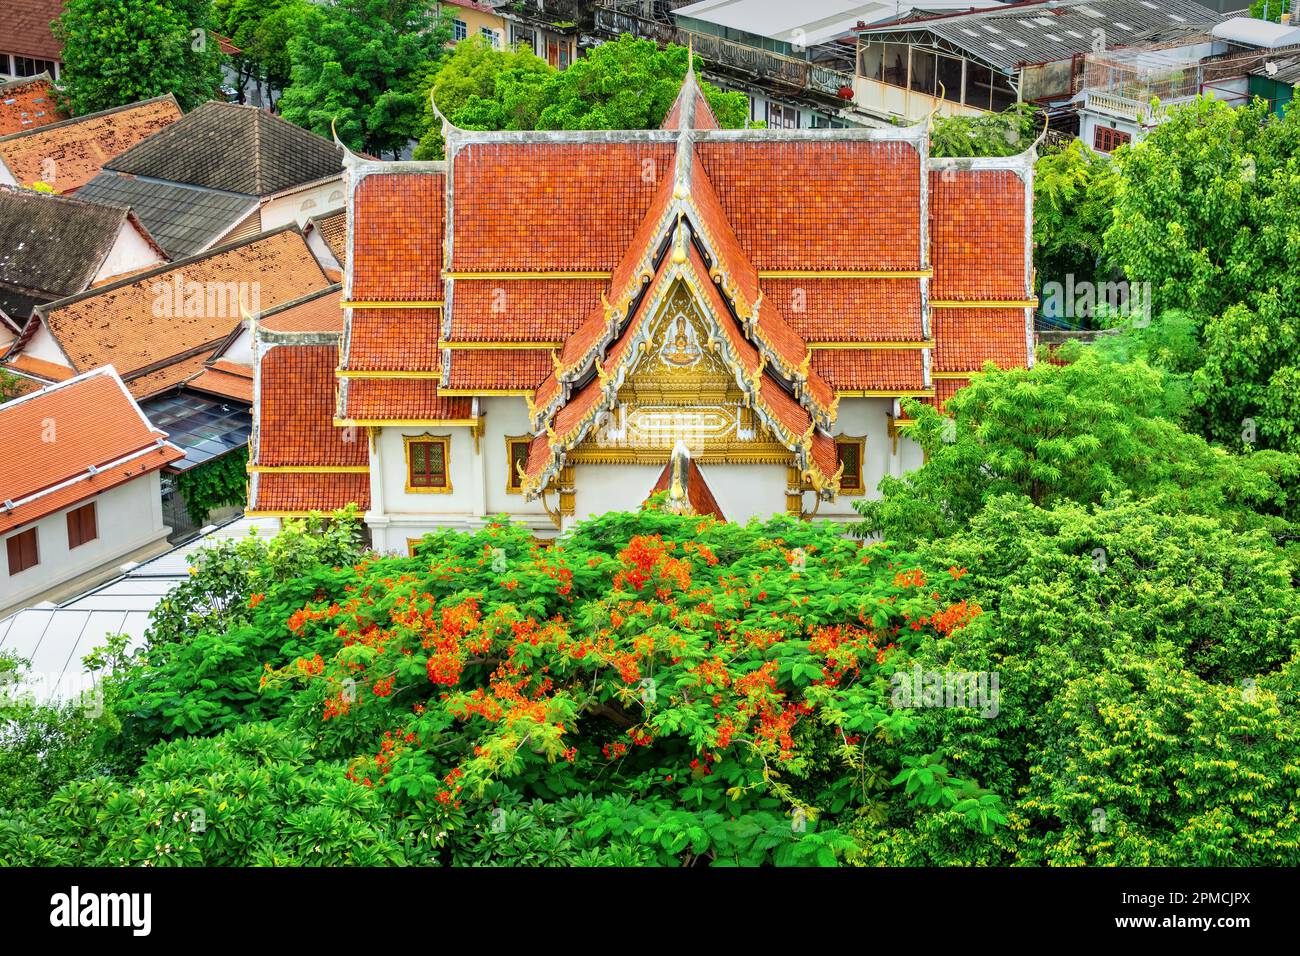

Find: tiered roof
<box><xmin>268</xmin><ymin>64</ymin><xmax>1033</xmax><ymax>511</ymax></box>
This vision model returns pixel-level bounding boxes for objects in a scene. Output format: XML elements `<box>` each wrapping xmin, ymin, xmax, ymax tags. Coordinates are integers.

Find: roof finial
<box><xmin>688</xmin><ymin>35</ymin><xmax>694</xmax><ymax>75</ymax></box>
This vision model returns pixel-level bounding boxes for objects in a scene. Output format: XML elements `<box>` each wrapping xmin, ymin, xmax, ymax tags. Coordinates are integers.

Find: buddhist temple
<box><xmin>247</xmin><ymin>67</ymin><xmax>1035</xmax><ymax>550</ymax></box>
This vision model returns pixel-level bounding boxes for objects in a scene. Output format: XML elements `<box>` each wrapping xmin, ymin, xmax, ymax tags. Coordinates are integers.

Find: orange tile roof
<box><xmin>351</xmin><ymin>172</ymin><xmax>444</xmax><ymax>300</ymax></box>
<box><xmin>812</xmin><ymin>349</ymin><xmax>925</xmax><ymax>391</ymax></box>
<box><xmin>446</xmin><ymin>280</ymin><xmax>604</xmax><ymax>341</ymax></box>
<box><xmin>342</xmin><ymin>379</ymin><xmax>472</xmax><ymax>420</ymax></box>
<box><xmin>0</xmin><ymin>367</ymin><xmax>184</xmax><ymax>532</ymax></box>
<box><xmin>929</xmin><ymin>170</ymin><xmax>1027</xmax><ymax>301</ymax></box>
<box><xmin>187</xmin><ymin>361</ymin><xmax>254</xmax><ymax>403</ymax></box>
<box><xmin>762</xmin><ymin>279</ymin><xmax>924</xmax><ymax>341</ymax></box>
<box><xmin>345</xmin><ymin>307</ymin><xmax>439</xmax><ymax>372</ymax></box>
<box><xmin>253</xmin><ymin>473</ymin><xmax>369</xmax><ymax>512</ymax></box>
<box><xmin>124</xmin><ymin>351</ymin><xmax>210</xmax><ymax>400</ymax></box>
<box><xmin>450</xmin><ymin>141</ymin><xmax>676</xmax><ymax>271</ymax></box>
<box><xmin>695</xmin><ymin>139</ymin><xmax>922</xmax><ymax>271</ymax></box>
<box><xmin>0</xmin><ymin>95</ymin><xmax>183</xmax><ymax>193</ymax></box>
<box><xmin>932</xmin><ymin>308</ymin><xmax>1029</xmax><ymax>373</ymax></box>
<box><xmin>32</xmin><ymin>228</ymin><xmax>330</xmax><ymax>388</ymax></box>
<box><xmin>444</xmin><ymin>349</ymin><xmax>551</xmax><ymax>391</ymax></box>
<box><xmin>0</xmin><ymin>76</ymin><xmax>64</xmax><ymax>137</ymax></box>
<box><xmin>256</xmin><ymin>344</ymin><xmax>365</xmax><ymax>467</ymax></box>
<box><xmin>2</xmin><ymin>352</ymin><xmax>73</xmax><ymax>382</ymax></box>
<box><xmin>259</xmin><ymin>286</ymin><xmax>343</xmax><ymax>334</ymax></box>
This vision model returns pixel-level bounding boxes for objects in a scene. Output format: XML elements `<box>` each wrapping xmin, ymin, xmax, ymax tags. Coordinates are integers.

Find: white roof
<box><xmin>1212</xmin><ymin>16</ymin><xmax>1300</xmax><ymax>49</ymax></box>
<box><xmin>674</xmin><ymin>0</ymin><xmax>1003</xmax><ymax>48</ymax></box>
<box><xmin>0</xmin><ymin>514</ymin><xmax>280</xmax><ymax>705</ymax></box>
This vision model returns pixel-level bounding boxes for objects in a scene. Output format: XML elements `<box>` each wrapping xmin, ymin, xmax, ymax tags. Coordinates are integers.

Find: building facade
<box><xmin>247</xmin><ymin>69</ymin><xmax>1035</xmax><ymax>549</ymax></box>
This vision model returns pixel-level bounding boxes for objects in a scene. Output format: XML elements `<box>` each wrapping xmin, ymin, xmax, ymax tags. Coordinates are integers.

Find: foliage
<box><xmin>852</xmin><ymin>350</ymin><xmax>1300</xmax><ymax>549</ymax></box>
<box><xmin>413</xmin><ymin>34</ymin><xmax>750</xmax><ymax>160</ymax></box>
<box><xmin>1249</xmin><ymin>0</ymin><xmax>1292</xmax><ymax>22</ymax></box>
<box><xmin>1102</xmin><ymin>95</ymin><xmax>1300</xmax><ymax>452</ymax></box>
<box><xmin>55</xmin><ymin>0</ymin><xmax>224</xmax><ymax>113</ymax></box>
<box><xmin>213</xmin><ymin>0</ymin><xmax>319</xmax><ymax>108</ymax></box>
<box><xmin>1032</xmin><ymin>139</ymin><xmax>1118</xmax><ymax>297</ymax></box>
<box><xmin>9</xmin><ymin>507</ymin><xmax>1002</xmax><ymax>865</ymax></box>
<box><xmin>173</xmin><ymin>447</ymin><xmax>249</xmax><ymax>525</ymax></box>
<box><xmin>854</xmin><ymin>494</ymin><xmax>1300</xmax><ymax>865</ymax></box>
<box><xmin>930</xmin><ymin>103</ymin><xmax>1040</xmax><ymax>158</ymax></box>
<box><xmin>0</xmin><ymin>368</ymin><xmax>29</xmax><ymax>402</ymax></box>
<box><xmin>279</xmin><ymin>0</ymin><xmax>450</xmax><ymax>158</ymax></box>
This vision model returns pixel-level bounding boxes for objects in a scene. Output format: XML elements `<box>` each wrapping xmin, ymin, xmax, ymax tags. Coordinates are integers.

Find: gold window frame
<box><xmin>404</xmin><ymin>433</ymin><xmax>453</xmax><ymax>494</ymax></box>
<box><xmin>835</xmin><ymin>435</ymin><xmax>867</xmax><ymax>497</ymax></box>
<box><xmin>504</xmin><ymin>434</ymin><xmax>531</xmax><ymax>495</ymax></box>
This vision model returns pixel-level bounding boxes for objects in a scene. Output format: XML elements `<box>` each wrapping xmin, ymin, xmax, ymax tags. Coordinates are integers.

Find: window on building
<box><xmin>405</xmin><ymin>435</ymin><xmax>451</xmax><ymax>492</ymax></box>
<box><xmin>505</xmin><ymin>436</ymin><xmax>531</xmax><ymax>494</ymax></box>
<box><xmin>765</xmin><ymin>101</ymin><xmax>800</xmax><ymax>129</ymax></box>
<box><xmin>452</xmin><ymin>18</ymin><xmax>468</xmax><ymax>42</ymax></box>
<box><xmin>66</xmin><ymin>502</ymin><xmax>97</xmax><ymax>549</ymax></box>
<box><xmin>835</xmin><ymin>437</ymin><xmax>866</xmax><ymax>496</ymax></box>
<box><xmin>1093</xmin><ymin>125</ymin><xmax>1132</xmax><ymax>153</ymax></box>
<box><xmin>0</xmin><ymin>55</ymin><xmax>11</xmax><ymax>77</ymax></box>
<box><xmin>990</xmin><ymin>72</ymin><xmax>1018</xmax><ymax>113</ymax></box>
<box><xmin>559</xmin><ymin>44</ymin><xmax>569</xmax><ymax>69</ymax></box>
<box><xmin>909</xmin><ymin>48</ymin><xmax>937</xmax><ymax>96</ymax></box>
<box><xmin>13</xmin><ymin>57</ymin><xmax>56</xmax><ymax>78</ymax></box>
<box><xmin>481</xmin><ymin>27</ymin><xmax>502</xmax><ymax>49</ymax></box>
<box><xmin>964</xmin><ymin>61</ymin><xmax>994</xmax><ymax>109</ymax></box>
<box><xmin>6</xmin><ymin>528</ymin><xmax>38</xmax><ymax>575</ymax></box>
<box><xmin>511</xmin><ymin>26</ymin><xmax>537</xmax><ymax>55</ymax></box>
<box><xmin>937</xmin><ymin>55</ymin><xmax>964</xmax><ymax>103</ymax></box>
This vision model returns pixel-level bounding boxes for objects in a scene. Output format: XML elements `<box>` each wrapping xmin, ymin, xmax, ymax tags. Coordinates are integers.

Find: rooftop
<box><xmin>0</xmin><ymin>95</ymin><xmax>183</xmax><ymax>193</ymax></box>
<box><xmin>0</xmin><ymin>366</ymin><xmax>185</xmax><ymax>534</ymax></box>
<box><xmin>675</xmin><ymin>0</ymin><xmax>1000</xmax><ymax>47</ymax></box>
<box><xmin>0</xmin><ymin>0</ymin><xmax>64</xmax><ymax>61</ymax></box>
<box><xmin>0</xmin><ymin>74</ymin><xmax>64</xmax><ymax>137</ymax></box>
<box><xmin>77</xmin><ymin>171</ymin><xmax>259</xmax><ymax>259</ymax></box>
<box><xmin>104</xmin><ymin>101</ymin><xmax>345</xmax><ymax>198</ymax></box>
<box><xmin>0</xmin><ymin>187</ymin><xmax>159</xmax><ymax>313</ymax></box>
<box><xmin>857</xmin><ymin>0</ymin><xmax>1220</xmax><ymax>73</ymax></box>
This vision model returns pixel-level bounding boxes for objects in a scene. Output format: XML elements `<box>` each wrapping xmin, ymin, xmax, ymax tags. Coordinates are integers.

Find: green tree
<box><xmin>414</xmin><ymin>34</ymin><xmax>750</xmax><ymax>161</ymax></box>
<box><xmin>279</xmin><ymin>0</ymin><xmax>450</xmax><ymax>158</ymax></box>
<box><xmin>55</xmin><ymin>0</ymin><xmax>224</xmax><ymax>113</ymax></box>
<box><xmin>213</xmin><ymin>0</ymin><xmax>320</xmax><ymax>109</ymax></box>
<box><xmin>1032</xmin><ymin>138</ymin><xmax>1117</xmax><ymax>298</ymax></box>
<box><xmin>930</xmin><ymin>103</ymin><xmax>1040</xmax><ymax>158</ymax></box>
<box><xmin>174</xmin><ymin>446</ymin><xmax>249</xmax><ymax>525</ymax></box>
<box><xmin>852</xmin><ymin>350</ymin><xmax>1300</xmax><ymax>548</ymax></box>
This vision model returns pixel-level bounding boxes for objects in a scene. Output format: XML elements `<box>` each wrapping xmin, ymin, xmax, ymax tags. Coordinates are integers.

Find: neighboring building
<box><xmin>1077</xmin><ymin>18</ymin><xmax>1300</xmax><ymax>150</ymax></box>
<box><xmin>79</xmin><ymin>102</ymin><xmax>345</xmax><ymax>257</ymax></box>
<box><xmin>0</xmin><ymin>0</ymin><xmax>64</xmax><ymax>82</ymax></box>
<box><xmin>0</xmin><ymin>226</ymin><xmax>332</xmax><ymax>399</ymax></box>
<box><xmin>0</xmin><ymin>74</ymin><xmax>64</xmax><ymax>136</ymax></box>
<box><xmin>0</xmin><ymin>94</ymin><xmax>182</xmax><ymax>193</ymax></box>
<box><xmin>442</xmin><ymin>0</ymin><xmax>511</xmax><ymax>51</ymax></box>
<box><xmin>853</xmin><ymin>0</ymin><xmax>1220</xmax><ymax>125</ymax></box>
<box><xmin>248</xmin><ymin>70</ymin><xmax>1035</xmax><ymax>547</ymax></box>
<box><xmin>0</xmin><ymin>366</ymin><xmax>184</xmax><ymax>618</ymax></box>
<box><xmin>500</xmin><ymin>0</ymin><xmax>581</xmax><ymax>68</ymax></box>
<box><xmin>0</xmin><ymin>514</ymin><xmax>279</xmax><ymax>704</ymax></box>
<box><xmin>1250</xmin><ymin>54</ymin><xmax>1300</xmax><ymax>116</ymax></box>
<box><xmin>596</xmin><ymin>0</ymin><xmax>865</xmax><ymax>128</ymax></box>
<box><xmin>0</xmin><ymin>187</ymin><xmax>167</xmax><ymax>342</ymax></box>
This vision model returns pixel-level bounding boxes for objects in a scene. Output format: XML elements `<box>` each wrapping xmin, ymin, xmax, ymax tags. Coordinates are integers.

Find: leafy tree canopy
<box><xmin>279</xmin><ymin>0</ymin><xmax>449</xmax><ymax>158</ymax></box>
<box><xmin>55</xmin><ymin>0</ymin><xmax>224</xmax><ymax>113</ymax></box>
<box><xmin>414</xmin><ymin>34</ymin><xmax>750</xmax><ymax>160</ymax></box>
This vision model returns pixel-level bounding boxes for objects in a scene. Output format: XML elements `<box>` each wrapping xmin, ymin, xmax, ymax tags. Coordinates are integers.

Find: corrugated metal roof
<box><xmin>859</xmin><ymin>0</ymin><xmax>1220</xmax><ymax>72</ymax></box>
<box><xmin>1252</xmin><ymin>55</ymin><xmax>1300</xmax><ymax>83</ymax></box>
<box><xmin>674</xmin><ymin>0</ymin><xmax>1005</xmax><ymax>47</ymax></box>
<box><xmin>0</xmin><ymin>515</ymin><xmax>280</xmax><ymax>705</ymax></box>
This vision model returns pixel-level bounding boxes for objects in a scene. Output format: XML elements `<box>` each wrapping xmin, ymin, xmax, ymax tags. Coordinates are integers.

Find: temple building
<box><xmin>246</xmin><ymin>68</ymin><xmax>1035</xmax><ymax>549</ymax></box>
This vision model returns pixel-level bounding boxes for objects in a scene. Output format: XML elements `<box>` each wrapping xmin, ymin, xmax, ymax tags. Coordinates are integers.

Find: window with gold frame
<box><xmin>404</xmin><ymin>434</ymin><xmax>452</xmax><ymax>493</ymax></box>
<box><xmin>505</xmin><ymin>435</ymin><xmax>531</xmax><ymax>495</ymax></box>
<box><xmin>835</xmin><ymin>435</ymin><xmax>866</xmax><ymax>496</ymax></box>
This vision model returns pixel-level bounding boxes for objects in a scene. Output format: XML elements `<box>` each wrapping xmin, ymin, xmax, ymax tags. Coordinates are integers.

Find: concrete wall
<box><xmin>95</xmin><ymin>221</ymin><xmax>166</xmax><ymax>284</ymax></box>
<box><xmin>261</xmin><ymin>178</ymin><xmax>346</xmax><ymax>232</ymax></box>
<box><xmin>0</xmin><ymin>472</ymin><xmax>169</xmax><ymax>615</ymax></box>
